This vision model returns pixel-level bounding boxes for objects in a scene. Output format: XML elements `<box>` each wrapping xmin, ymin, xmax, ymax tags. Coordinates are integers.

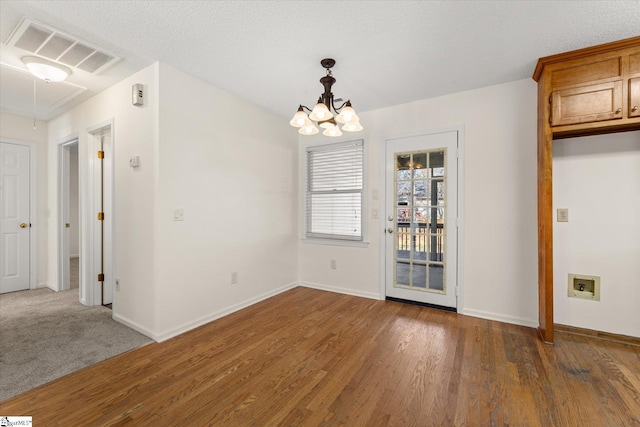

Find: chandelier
<box><xmin>290</xmin><ymin>58</ymin><xmax>363</xmax><ymax>137</ymax></box>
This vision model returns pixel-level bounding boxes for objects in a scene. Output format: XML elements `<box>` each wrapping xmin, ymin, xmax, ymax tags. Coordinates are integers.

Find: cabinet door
<box><xmin>551</xmin><ymin>81</ymin><xmax>623</xmax><ymax>126</ymax></box>
<box><xmin>630</xmin><ymin>78</ymin><xmax>640</xmax><ymax>118</ymax></box>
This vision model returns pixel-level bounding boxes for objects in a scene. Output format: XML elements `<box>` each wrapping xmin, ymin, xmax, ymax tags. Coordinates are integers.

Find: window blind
<box><xmin>306</xmin><ymin>140</ymin><xmax>364</xmax><ymax>241</ymax></box>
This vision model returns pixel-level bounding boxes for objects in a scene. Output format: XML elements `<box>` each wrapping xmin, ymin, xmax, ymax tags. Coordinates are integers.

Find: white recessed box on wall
<box><xmin>567</xmin><ymin>274</ymin><xmax>600</xmax><ymax>301</ymax></box>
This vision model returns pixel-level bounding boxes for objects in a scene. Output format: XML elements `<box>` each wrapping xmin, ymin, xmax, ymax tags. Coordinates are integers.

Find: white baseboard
<box><xmin>112</xmin><ymin>312</ymin><xmax>157</xmax><ymax>341</ymax></box>
<box><xmin>300</xmin><ymin>281</ymin><xmax>381</xmax><ymax>301</ymax></box>
<box><xmin>36</xmin><ymin>282</ymin><xmax>56</xmax><ymax>292</ymax></box>
<box><xmin>461</xmin><ymin>308</ymin><xmax>538</xmax><ymax>328</ymax></box>
<box><xmin>152</xmin><ymin>282</ymin><xmax>299</xmax><ymax>343</ymax></box>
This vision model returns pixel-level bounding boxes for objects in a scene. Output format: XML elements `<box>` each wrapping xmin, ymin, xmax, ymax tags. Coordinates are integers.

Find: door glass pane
<box><xmin>396</xmin><ymin>169</ymin><xmax>411</xmax><ymax>181</ymax></box>
<box><xmin>394</xmin><ymin>149</ymin><xmax>447</xmax><ymax>293</ymax></box>
<box><xmin>396</xmin><ymin>261</ymin><xmax>410</xmax><ymax>286</ymax></box>
<box><xmin>432</xmin><ymin>179</ymin><xmax>445</xmax><ymax>206</ymax></box>
<box><xmin>397</xmin><ymin>208</ymin><xmax>410</xmax><ymax>223</ymax></box>
<box><xmin>413</xmin><ymin>153</ymin><xmax>428</xmax><ymax>179</ymax></box>
<box><xmin>397</xmin><ymin>181</ymin><xmax>411</xmax><ymax>205</ymax></box>
<box><xmin>430</xmin><ymin>151</ymin><xmax>445</xmax><ymax>176</ymax></box>
<box><xmin>428</xmin><ymin>263</ymin><xmax>444</xmax><ymax>291</ymax></box>
<box><xmin>413</xmin><ymin>207</ymin><xmax>429</xmax><ymax>224</ymax></box>
<box><xmin>412</xmin><ymin>263</ymin><xmax>427</xmax><ymax>288</ymax></box>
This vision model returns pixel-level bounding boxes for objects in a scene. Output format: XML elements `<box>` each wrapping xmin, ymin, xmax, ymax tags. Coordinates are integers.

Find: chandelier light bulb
<box><xmin>309</xmin><ymin>103</ymin><xmax>332</xmax><ymax>122</ymax></box>
<box><xmin>336</xmin><ymin>106</ymin><xmax>358</xmax><ymax>124</ymax></box>
<box><xmin>322</xmin><ymin>125</ymin><xmax>343</xmax><ymax>137</ymax></box>
<box><xmin>289</xmin><ymin>109</ymin><xmax>308</xmax><ymax>128</ymax></box>
<box><xmin>342</xmin><ymin>120</ymin><xmax>363</xmax><ymax>132</ymax></box>
<box><xmin>299</xmin><ymin>120</ymin><xmax>319</xmax><ymax>135</ymax></box>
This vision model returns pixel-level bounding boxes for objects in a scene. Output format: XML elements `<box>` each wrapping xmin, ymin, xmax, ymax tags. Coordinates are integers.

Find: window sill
<box><xmin>301</xmin><ymin>238</ymin><xmax>370</xmax><ymax>248</ymax></box>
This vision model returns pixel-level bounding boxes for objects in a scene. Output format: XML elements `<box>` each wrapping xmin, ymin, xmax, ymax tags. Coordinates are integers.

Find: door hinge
<box><xmin>455</xmin><ymin>286</ymin><xmax>459</xmax><ymax>297</ymax></box>
<box><xmin>97</xmin><ymin>212</ymin><xmax>104</xmax><ymax>221</ymax></box>
<box><xmin>97</xmin><ymin>150</ymin><xmax>104</xmax><ymax>159</ymax></box>
<box><xmin>98</xmin><ymin>273</ymin><xmax>105</xmax><ymax>282</ymax></box>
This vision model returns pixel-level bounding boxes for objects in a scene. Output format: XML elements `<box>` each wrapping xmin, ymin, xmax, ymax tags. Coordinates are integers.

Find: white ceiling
<box><xmin>1</xmin><ymin>1</ymin><xmax>639</xmax><ymax>122</ymax></box>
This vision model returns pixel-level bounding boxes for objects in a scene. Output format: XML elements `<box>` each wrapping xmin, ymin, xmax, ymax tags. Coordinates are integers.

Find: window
<box><xmin>305</xmin><ymin>140</ymin><xmax>364</xmax><ymax>242</ymax></box>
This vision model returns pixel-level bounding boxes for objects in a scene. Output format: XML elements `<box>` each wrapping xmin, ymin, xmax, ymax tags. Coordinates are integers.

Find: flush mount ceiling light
<box><xmin>290</xmin><ymin>58</ymin><xmax>363</xmax><ymax>137</ymax></box>
<box><xmin>22</xmin><ymin>56</ymin><xmax>71</xmax><ymax>82</ymax></box>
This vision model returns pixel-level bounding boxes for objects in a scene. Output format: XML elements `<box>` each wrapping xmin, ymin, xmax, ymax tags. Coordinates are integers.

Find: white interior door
<box><xmin>385</xmin><ymin>131</ymin><xmax>459</xmax><ymax>309</ymax></box>
<box><xmin>1</xmin><ymin>142</ymin><xmax>30</xmax><ymax>294</ymax></box>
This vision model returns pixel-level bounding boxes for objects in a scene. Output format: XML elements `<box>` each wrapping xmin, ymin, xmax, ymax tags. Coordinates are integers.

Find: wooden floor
<box><xmin>2</xmin><ymin>287</ymin><xmax>639</xmax><ymax>426</ymax></box>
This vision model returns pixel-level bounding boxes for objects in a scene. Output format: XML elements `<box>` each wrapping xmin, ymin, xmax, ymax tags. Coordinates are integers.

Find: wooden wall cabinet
<box><xmin>551</xmin><ymin>81</ymin><xmax>623</xmax><ymax>126</ymax></box>
<box><xmin>533</xmin><ymin>36</ymin><xmax>640</xmax><ymax>344</ymax></box>
<box><xmin>630</xmin><ymin>77</ymin><xmax>640</xmax><ymax>118</ymax></box>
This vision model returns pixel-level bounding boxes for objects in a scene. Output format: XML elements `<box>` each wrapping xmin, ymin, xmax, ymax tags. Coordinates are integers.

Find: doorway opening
<box><xmin>58</xmin><ymin>140</ymin><xmax>80</xmax><ymax>295</ymax></box>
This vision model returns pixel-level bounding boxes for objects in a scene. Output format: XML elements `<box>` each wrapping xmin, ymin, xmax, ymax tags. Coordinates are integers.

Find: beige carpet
<box><xmin>0</xmin><ymin>288</ymin><xmax>152</xmax><ymax>401</ymax></box>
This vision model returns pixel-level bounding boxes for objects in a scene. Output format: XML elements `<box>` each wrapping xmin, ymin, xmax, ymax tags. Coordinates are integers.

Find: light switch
<box><xmin>372</xmin><ymin>208</ymin><xmax>379</xmax><ymax>219</ymax></box>
<box><xmin>129</xmin><ymin>156</ymin><xmax>140</xmax><ymax>168</ymax></box>
<box><xmin>372</xmin><ymin>189</ymin><xmax>379</xmax><ymax>200</ymax></box>
<box><xmin>557</xmin><ymin>208</ymin><xmax>569</xmax><ymax>222</ymax></box>
<box><xmin>173</xmin><ymin>208</ymin><xmax>184</xmax><ymax>221</ymax></box>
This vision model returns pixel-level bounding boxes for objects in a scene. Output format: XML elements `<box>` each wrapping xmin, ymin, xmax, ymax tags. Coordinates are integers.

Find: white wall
<box><xmin>299</xmin><ymin>78</ymin><xmax>540</xmax><ymax>327</ymax></box>
<box><xmin>69</xmin><ymin>144</ymin><xmax>79</xmax><ymax>257</ymax></box>
<box><xmin>48</xmin><ymin>63</ymin><xmax>160</xmax><ymax>335</ymax></box>
<box><xmin>47</xmin><ymin>62</ymin><xmax>298</xmax><ymax>340</ymax></box>
<box><xmin>0</xmin><ymin>112</ymin><xmax>48</xmax><ymax>286</ymax></box>
<box><xmin>154</xmin><ymin>63</ymin><xmax>298</xmax><ymax>339</ymax></box>
<box><xmin>553</xmin><ymin>131</ymin><xmax>640</xmax><ymax>338</ymax></box>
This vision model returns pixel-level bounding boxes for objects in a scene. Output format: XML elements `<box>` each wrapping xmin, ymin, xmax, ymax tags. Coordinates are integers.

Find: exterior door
<box><xmin>1</xmin><ymin>142</ymin><xmax>30</xmax><ymax>294</ymax></box>
<box><xmin>385</xmin><ymin>131</ymin><xmax>459</xmax><ymax>309</ymax></box>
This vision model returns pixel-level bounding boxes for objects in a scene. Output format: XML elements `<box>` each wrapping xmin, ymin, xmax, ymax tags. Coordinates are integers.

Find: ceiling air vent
<box><xmin>5</xmin><ymin>18</ymin><xmax>122</xmax><ymax>74</ymax></box>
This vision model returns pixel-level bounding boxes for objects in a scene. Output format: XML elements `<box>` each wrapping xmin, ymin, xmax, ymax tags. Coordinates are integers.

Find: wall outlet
<box><xmin>557</xmin><ymin>208</ymin><xmax>569</xmax><ymax>222</ymax></box>
<box><xmin>330</xmin><ymin>259</ymin><xmax>337</xmax><ymax>270</ymax></box>
<box><xmin>115</xmin><ymin>278</ymin><xmax>120</xmax><ymax>291</ymax></box>
<box><xmin>231</xmin><ymin>272</ymin><xmax>238</xmax><ymax>284</ymax></box>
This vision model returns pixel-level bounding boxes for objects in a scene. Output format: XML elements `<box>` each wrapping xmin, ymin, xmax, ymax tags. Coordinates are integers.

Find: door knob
<box><xmin>65</xmin><ymin>223</ymin><xmax>70</xmax><ymax>228</ymax></box>
<box><xmin>388</xmin><ymin>216</ymin><xmax>394</xmax><ymax>221</ymax></box>
<box><xmin>615</xmin><ymin>108</ymin><xmax>622</xmax><ymax>114</ymax></box>
<box><xmin>386</xmin><ymin>227</ymin><xmax>394</xmax><ymax>234</ymax></box>
<box><xmin>20</xmin><ymin>223</ymin><xmax>28</xmax><ymax>228</ymax></box>
<box><xmin>633</xmin><ymin>106</ymin><xmax>639</xmax><ymax>112</ymax></box>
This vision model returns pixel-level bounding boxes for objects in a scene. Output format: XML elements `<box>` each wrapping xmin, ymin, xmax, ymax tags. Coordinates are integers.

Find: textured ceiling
<box><xmin>2</xmin><ymin>1</ymin><xmax>640</xmax><ymax>122</ymax></box>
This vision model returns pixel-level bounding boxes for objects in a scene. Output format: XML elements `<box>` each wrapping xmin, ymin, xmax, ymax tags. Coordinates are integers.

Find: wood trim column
<box><xmin>537</xmin><ymin>74</ymin><xmax>554</xmax><ymax>344</ymax></box>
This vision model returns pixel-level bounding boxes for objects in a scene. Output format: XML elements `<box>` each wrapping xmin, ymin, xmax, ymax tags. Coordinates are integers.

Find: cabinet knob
<box><xmin>615</xmin><ymin>108</ymin><xmax>622</xmax><ymax>114</ymax></box>
<box><xmin>633</xmin><ymin>106</ymin><xmax>639</xmax><ymax>112</ymax></box>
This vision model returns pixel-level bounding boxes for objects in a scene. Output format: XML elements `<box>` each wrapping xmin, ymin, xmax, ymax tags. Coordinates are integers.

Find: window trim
<box><xmin>300</xmin><ymin>138</ymin><xmax>369</xmax><ymax>247</ymax></box>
